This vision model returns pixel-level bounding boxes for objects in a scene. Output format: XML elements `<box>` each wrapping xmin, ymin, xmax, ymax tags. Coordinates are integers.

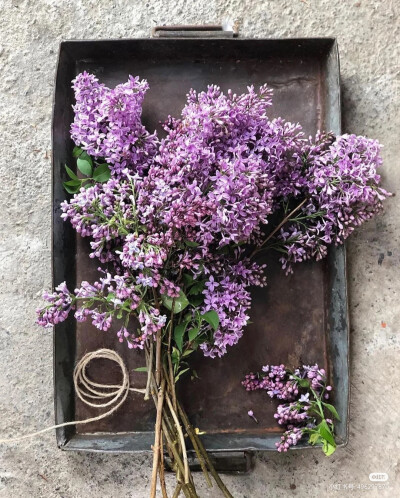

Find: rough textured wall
<box><xmin>0</xmin><ymin>0</ymin><xmax>398</xmax><ymax>497</ymax></box>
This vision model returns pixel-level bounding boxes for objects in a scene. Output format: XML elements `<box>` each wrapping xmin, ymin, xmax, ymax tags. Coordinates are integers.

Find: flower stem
<box><xmin>167</xmin><ymin>301</ymin><xmax>178</xmax><ymax>412</ymax></box>
<box><xmin>250</xmin><ymin>198</ymin><xmax>307</xmax><ymax>259</ymax></box>
<box><xmin>155</xmin><ymin>329</ymin><xmax>162</xmax><ymax>386</ymax></box>
<box><xmin>153</xmin><ymin>289</ymin><xmax>163</xmax><ymax>386</ymax></box>
<box><xmin>172</xmin><ymin>484</ymin><xmax>182</xmax><ymax>498</ymax></box>
<box><xmin>178</xmin><ymin>408</ymin><xmax>213</xmax><ymax>488</ymax></box>
<box><xmin>147</xmin><ymin>352</ymin><xmax>198</xmax><ymax>497</ymax></box>
<box><xmin>144</xmin><ymin>341</ymin><xmax>154</xmax><ymax>401</ymax></box>
<box><xmin>162</xmin><ymin>363</ymin><xmax>213</xmax><ymax>488</ymax></box>
<box><xmin>146</xmin><ymin>319</ymin><xmax>233</xmax><ymax>498</ymax></box>
<box><xmin>158</xmin><ymin>428</ymin><xmax>168</xmax><ymax>498</ymax></box>
<box><xmin>150</xmin><ymin>377</ymin><xmax>166</xmax><ymax>498</ymax></box>
<box><xmin>178</xmin><ymin>404</ymin><xmax>233</xmax><ymax>498</ymax></box>
<box><xmin>165</xmin><ymin>391</ymin><xmax>190</xmax><ymax>484</ymax></box>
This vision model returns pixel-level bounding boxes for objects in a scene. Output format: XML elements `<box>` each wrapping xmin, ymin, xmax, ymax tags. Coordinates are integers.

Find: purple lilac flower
<box><xmin>244</xmin><ymin>363</ymin><xmax>336</xmax><ymax>453</ymax></box>
<box><xmin>275</xmin><ymin>426</ymin><xmax>304</xmax><ymax>452</ymax></box>
<box><xmin>119</xmin><ymin>233</ymin><xmax>167</xmax><ymax>273</ymax></box>
<box><xmin>39</xmin><ymin>76</ymin><xmax>391</xmax><ymax>360</ymax></box>
<box><xmin>242</xmin><ymin>364</ymin><xmax>298</xmax><ymax>400</ymax></box>
<box><xmin>299</xmin><ymin>393</ymin><xmax>310</xmax><ymax>403</ymax></box>
<box><xmin>278</xmin><ymin>133</ymin><xmax>391</xmax><ymax>273</ymax></box>
<box><xmin>36</xmin><ymin>282</ymin><xmax>73</xmax><ymax>327</ymax></box>
<box><xmin>138</xmin><ymin>84</ymin><xmax>304</xmax><ymax>251</ymax></box>
<box><xmin>302</xmin><ymin>364</ymin><xmax>332</xmax><ymax>395</ymax></box>
<box><xmin>75</xmin><ymin>308</ymin><xmax>91</xmax><ymax>322</ymax></box>
<box><xmin>274</xmin><ymin>402</ymin><xmax>310</xmax><ymax>425</ymax></box>
<box><xmin>91</xmin><ymin>311</ymin><xmax>112</xmax><ymax>331</ymax></box>
<box><xmin>136</xmin><ymin>274</ymin><xmax>154</xmax><ymax>287</ymax></box>
<box><xmin>70</xmin><ymin>72</ymin><xmax>157</xmax><ymax>177</ymax></box>
<box><xmin>116</xmin><ymin>326</ymin><xmax>146</xmax><ymax>350</ymax></box>
<box><xmin>137</xmin><ymin>308</ymin><xmax>167</xmax><ymax>346</ymax></box>
<box><xmin>60</xmin><ymin>181</ymin><xmax>124</xmax><ymax>263</ymax></box>
<box><xmin>200</xmin><ymin>256</ymin><xmax>266</xmax><ymax>358</ymax></box>
<box><xmin>160</xmin><ymin>279</ymin><xmax>181</xmax><ymax>298</ymax></box>
<box><xmin>247</xmin><ymin>410</ymin><xmax>258</xmax><ymax>423</ymax></box>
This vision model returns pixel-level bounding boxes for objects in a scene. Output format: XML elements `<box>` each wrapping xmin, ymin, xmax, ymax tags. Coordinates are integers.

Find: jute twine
<box><xmin>0</xmin><ymin>348</ymin><xmax>145</xmax><ymax>443</ymax></box>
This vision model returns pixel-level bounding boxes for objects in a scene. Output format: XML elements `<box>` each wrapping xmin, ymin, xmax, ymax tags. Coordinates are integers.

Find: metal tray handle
<box><xmin>152</xmin><ymin>23</ymin><xmax>239</xmax><ymax>38</ymax></box>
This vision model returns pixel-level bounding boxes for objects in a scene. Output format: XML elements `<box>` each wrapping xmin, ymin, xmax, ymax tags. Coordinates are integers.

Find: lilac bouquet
<box><xmin>37</xmin><ymin>72</ymin><xmax>390</xmax><ymax>497</ymax></box>
<box><xmin>243</xmin><ymin>364</ymin><xmax>338</xmax><ymax>456</ymax></box>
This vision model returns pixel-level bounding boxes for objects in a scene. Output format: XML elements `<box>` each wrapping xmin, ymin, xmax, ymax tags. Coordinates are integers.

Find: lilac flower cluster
<box><xmin>276</xmin><ymin>426</ymin><xmax>303</xmax><ymax>452</ymax></box>
<box><xmin>140</xmin><ymin>84</ymin><xmax>304</xmax><ymax>249</ymax></box>
<box><xmin>37</xmin><ymin>267</ymin><xmax>166</xmax><ymax>350</ymax></box>
<box><xmin>302</xmin><ymin>364</ymin><xmax>332</xmax><ymax>396</ymax></box>
<box><xmin>243</xmin><ymin>364</ymin><xmax>335</xmax><ymax>453</ymax></box>
<box><xmin>60</xmin><ymin>178</ymin><xmax>135</xmax><ymax>263</ymax></box>
<box><xmin>274</xmin><ymin>401</ymin><xmax>309</xmax><ymax>425</ymax></box>
<box><xmin>200</xmin><ymin>256</ymin><xmax>267</xmax><ymax>357</ymax></box>
<box><xmin>36</xmin><ymin>282</ymin><xmax>72</xmax><ymax>328</ymax></box>
<box><xmin>38</xmin><ymin>72</ymin><xmax>390</xmax><ymax>362</ymax></box>
<box><xmin>134</xmin><ymin>84</ymin><xmax>305</xmax><ymax>353</ymax></box>
<box><xmin>277</xmin><ymin>133</ymin><xmax>391</xmax><ymax>273</ymax></box>
<box><xmin>70</xmin><ymin>72</ymin><xmax>157</xmax><ymax>177</ymax></box>
<box><xmin>242</xmin><ymin>364</ymin><xmax>298</xmax><ymax>400</ymax></box>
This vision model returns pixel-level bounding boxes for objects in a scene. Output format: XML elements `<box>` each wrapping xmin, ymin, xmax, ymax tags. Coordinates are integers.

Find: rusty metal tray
<box><xmin>52</xmin><ymin>35</ymin><xmax>349</xmax><ymax>457</ymax></box>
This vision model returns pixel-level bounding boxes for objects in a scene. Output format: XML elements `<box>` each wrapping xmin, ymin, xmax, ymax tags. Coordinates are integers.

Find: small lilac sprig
<box><xmin>274</xmin><ymin>133</ymin><xmax>392</xmax><ymax>274</ymax></box>
<box><xmin>276</xmin><ymin>426</ymin><xmax>303</xmax><ymax>452</ymax></box>
<box><xmin>243</xmin><ymin>364</ymin><xmax>299</xmax><ymax>400</ymax></box>
<box><xmin>243</xmin><ymin>363</ymin><xmax>340</xmax><ymax>456</ymax></box>
<box><xmin>36</xmin><ymin>272</ymin><xmax>167</xmax><ymax>350</ymax></box>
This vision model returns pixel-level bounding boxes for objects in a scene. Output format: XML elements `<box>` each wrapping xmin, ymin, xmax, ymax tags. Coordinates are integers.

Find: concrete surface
<box><xmin>0</xmin><ymin>0</ymin><xmax>399</xmax><ymax>497</ymax></box>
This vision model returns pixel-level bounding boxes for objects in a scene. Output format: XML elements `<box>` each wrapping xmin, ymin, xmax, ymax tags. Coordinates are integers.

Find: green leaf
<box><xmin>185</xmin><ymin>240</ymin><xmax>200</xmax><ymax>248</ymax></box>
<box><xmin>134</xmin><ymin>366</ymin><xmax>148</xmax><ymax>372</ymax></box>
<box><xmin>79</xmin><ymin>151</ymin><xmax>92</xmax><ymax>163</ymax></box>
<box><xmin>298</xmin><ymin>379</ymin><xmax>310</xmax><ymax>388</ymax></box>
<box><xmin>182</xmin><ymin>273</ymin><xmax>194</xmax><ymax>287</ymax></box>
<box><xmin>72</xmin><ymin>146</ymin><xmax>83</xmax><ymax>158</ymax></box>
<box><xmin>171</xmin><ymin>347</ymin><xmax>180</xmax><ymax>365</ymax></box>
<box><xmin>175</xmin><ymin>367</ymin><xmax>190</xmax><ymax>382</ymax></box>
<box><xmin>190</xmin><ymin>295</ymin><xmax>204</xmax><ymax>307</ymax></box>
<box><xmin>77</xmin><ymin>157</ymin><xmax>93</xmax><ymax>176</ymax></box>
<box><xmin>65</xmin><ymin>164</ymin><xmax>79</xmax><ymax>180</ymax></box>
<box><xmin>64</xmin><ymin>180</ymin><xmax>81</xmax><ymax>187</ymax></box>
<box><xmin>93</xmin><ymin>163</ymin><xmax>111</xmax><ymax>183</ymax></box>
<box><xmin>323</xmin><ymin>403</ymin><xmax>340</xmax><ymax>421</ymax></box>
<box><xmin>182</xmin><ymin>349</ymin><xmax>194</xmax><ymax>358</ymax></box>
<box><xmin>201</xmin><ymin>310</ymin><xmax>219</xmax><ymax>331</ymax></box>
<box><xmin>309</xmin><ymin>432</ymin><xmax>322</xmax><ymax>445</ymax></box>
<box><xmin>174</xmin><ymin>322</ymin><xmax>188</xmax><ymax>352</ymax></box>
<box><xmin>63</xmin><ymin>181</ymin><xmax>80</xmax><ymax>194</ymax></box>
<box><xmin>188</xmin><ymin>327</ymin><xmax>199</xmax><ymax>342</ymax></box>
<box><xmin>322</xmin><ymin>440</ymin><xmax>336</xmax><ymax>457</ymax></box>
<box><xmin>162</xmin><ymin>290</ymin><xmax>189</xmax><ymax>314</ymax></box>
<box><xmin>122</xmin><ymin>300</ymin><xmax>133</xmax><ymax>311</ymax></box>
<box><xmin>318</xmin><ymin>420</ymin><xmax>336</xmax><ymax>447</ymax></box>
<box><xmin>188</xmin><ymin>281</ymin><xmax>205</xmax><ymax>296</ymax></box>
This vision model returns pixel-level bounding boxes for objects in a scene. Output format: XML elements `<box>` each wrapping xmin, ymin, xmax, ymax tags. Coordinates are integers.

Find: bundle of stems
<box><xmin>144</xmin><ymin>331</ymin><xmax>233</xmax><ymax>498</ymax></box>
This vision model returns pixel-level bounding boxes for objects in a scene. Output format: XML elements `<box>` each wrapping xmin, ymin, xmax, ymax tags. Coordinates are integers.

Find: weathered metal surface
<box><xmin>52</xmin><ymin>37</ymin><xmax>348</xmax><ymax>455</ymax></box>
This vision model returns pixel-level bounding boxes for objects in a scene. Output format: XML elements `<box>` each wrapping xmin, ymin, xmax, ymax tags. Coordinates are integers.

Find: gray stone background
<box><xmin>0</xmin><ymin>0</ymin><xmax>399</xmax><ymax>496</ymax></box>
